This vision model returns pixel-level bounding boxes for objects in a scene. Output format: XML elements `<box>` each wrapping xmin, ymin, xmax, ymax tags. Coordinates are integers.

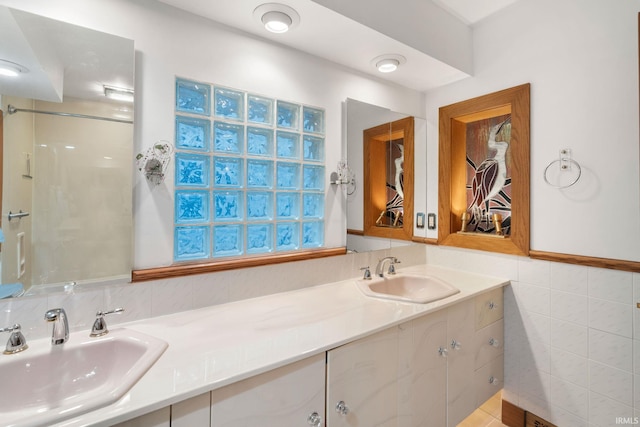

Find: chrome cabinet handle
<box><xmin>307</xmin><ymin>411</ymin><xmax>322</xmax><ymax>426</ymax></box>
<box><xmin>488</xmin><ymin>301</ymin><xmax>497</xmax><ymax>310</ymax></box>
<box><xmin>438</xmin><ymin>346</ymin><xmax>448</xmax><ymax>357</ymax></box>
<box><xmin>489</xmin><ymin>338</ymin><xmax>500</xmax><ymax>347</ymax></box>
<box><xmin>336</xmin><ymin>400</ymin><xmax>349</xmax><ymax>416</ymax></box>
<box><xmin>450</xmin><ymin>339</ymin><xmax>462</xmax><ymax>350</ymax></box>
<box><xmin>489</xmin><ymin>376</ymin><xmax>500</xmax><ymax>385</ymax></box>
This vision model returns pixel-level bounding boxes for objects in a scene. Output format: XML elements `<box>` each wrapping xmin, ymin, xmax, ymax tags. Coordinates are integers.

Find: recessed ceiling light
<box><xmin>104</xmin><ymin>85</ymin><xmax>134</xmax><ymax>103</ymax></box>
<box><xmin>0</xmin><ymin>59</ymin><xmax>29</xmax><ymax>77</ymax></box>
<box><xmin>254</xmin><ymin>3</ymin><xmax>300</xmax><ymax>34</ymax></box>
<box><xmin>371</xmin><ymin>54</ymin><xmax>406</xmax><ymax>73</ymax></box>
<box><xmin>262</xmin><ymin>11</ymin><xmax>292</xmax><ymax>33</ymax></box>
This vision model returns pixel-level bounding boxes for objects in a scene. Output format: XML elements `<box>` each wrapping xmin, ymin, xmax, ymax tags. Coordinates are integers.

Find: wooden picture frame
<box><xmin>363</xmin><ymin>116</ymin><xmax>414</xmax><ymax>241</ymax></box>
<box><xmin>438</xmin><ymin>84</ymin><xmax>530</xmax><ymax>256</ymax></box>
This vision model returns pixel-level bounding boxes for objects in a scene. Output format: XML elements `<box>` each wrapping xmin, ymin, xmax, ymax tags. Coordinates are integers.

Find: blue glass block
<box><xmin>277</xmin><ymin>162</ymin><xmax>301</xmax><ymax>190</ymax></box>
<box><xmin>247</xmin><ymin>95</ymin><xmax>274</xmax><ymax>125</ymax></box>
<box><xmin>303</xmin><ymin>135</ymin><xmax>324</xmax><ymax>162</ymax></box>
<box><xmin>246</xmin><ymin>223</ymin><xmax>274</xmax><ymax>254</ymax></box>
<box><xmin>175</xmin><ymin>190</ymin><xmax>209</xmax><ymax>224</ymax></box>
<box><xmin>302</xmin><ymin>221</ymin><xmax>324</xmax><ymax>248</ymax></box>
<box><xmin>247</xmin><ymin>159</ymin><xmax>274</xmax><ymax>189</ymax></box>
<box><xmin>175</xmin><ymin>116</ymin><xmax>210</xmax><ymax>152</ymax></box>
<box><xmin>276</xmin><ymin>192</ymin><xmax>300</xmax><ymax>219</ymax></box>
<box><xmin>175</xmin><ymin>153</ymin><xmax>210</xmax><ymax>188</ymax></box>
<box><xmin>303</xmin><ymin>165</ymin><xmax>325</xmax><ymax>191</ymax></box>
<box><xmin>246</xmin><ymin>191</ymin><xmax>274</xmax><ymax>220</ymax></box>
<box><xmin>176</xmin><ymin>78</ymin><xmax>211</xmax><ymax>116</ymax></box>
<box><xmin>247</xmin><ymin>127</ymin><xmax>274</xmax><ymax>156</ymax></box>
<box><xmin>214</xmin><ymin>121</ymin><xmax>244</xmax><ymax>154</ymax></box>
<box><xmin>302</xmin><ymin>193</ymin><xmax>324</xmax><ymax>219</ymax></box>
<box><xmin>276</xmin><ymin>131</ymin><xmax>300</xmax><ymax>159</ymax></box>
<box><xmin>214</xmin><ymin>87</ymin><xmax>245</xmax><ymax>121</ymax></box>
<box><xmin>213</xmin><ymin>224</ymin><xmax>243</xmax><ymax>257</ymax></box>
<box><xmin>303</xmin><ymin>106</ymin><xmax>324</xmax><ymax>134</ymax></box>
<box><xmin>214</xmin><ymin>156</ymin><xmax>243</xmax><ymax>187</ymax></box>
<box><xmin>276</xmin><ymin>222</ymin><xmax>300</xmax><ymax>251</ymax></box>
<box><xmin>214</xmin><ymin>191</ymin><xmax>243</xmax><ymax>221</ymax></box>
<box><xmin>276</xmin><ymin>101</ymin><xmax>300</xmax><ymax>130</ymax></box>
<box><xmin>174</xmin><ymin>226</ymin><xmax>210</xmax><ymax>261</ymax></box>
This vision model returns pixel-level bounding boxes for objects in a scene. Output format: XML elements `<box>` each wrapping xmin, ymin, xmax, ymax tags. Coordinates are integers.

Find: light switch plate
<box><xmin>427</xmin><ymin>213</ymin><xmax>436</xmax><ymax>230</ymax></box>
<box><xmin>416</xmin><ymin>213</ymin><xmax>425</xmax><ymax>228</ymax></box>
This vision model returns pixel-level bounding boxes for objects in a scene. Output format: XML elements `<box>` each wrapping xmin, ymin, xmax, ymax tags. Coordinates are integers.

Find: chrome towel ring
<box><xmin>543</xmin><ymin>149</ymin><xmax>581</xmax><ymax>189</ymax></box>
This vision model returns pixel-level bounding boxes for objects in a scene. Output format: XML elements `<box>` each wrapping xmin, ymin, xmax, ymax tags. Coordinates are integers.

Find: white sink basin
<box><xmin>0</xmin><ymin>328</ymin><xmax>168</xmax><ymax>427</ymax></box>
<box><xmin>357</xmin><ymin>273</ymin><xmax>460</xmax><ymax>303</ymax></box>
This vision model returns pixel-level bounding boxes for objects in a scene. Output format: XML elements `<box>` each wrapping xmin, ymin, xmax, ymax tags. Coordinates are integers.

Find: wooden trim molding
<box><xmin>502</xmin><ymin>399</ymin><xmax>525</xmax><ymax>427</ymax></box>
<box><xmin>438</xmin><ymin>84</ymin><xmax>530</xmax><ymax>256</ymax></box>
<box><xmin>530</xmin><ymin>250</ymin><xmax>640</xmax><ymax>273</ymax></box>
<box><xmin>411</xmin><ymin>236</ymin><xmax>438</xmax><ymax>245</ymax></box>
<box><xmin>132</xmin><ymin>247</ymin><xmax>346</xmax><ymax>282</ymax></box>
<box><xmin>346</xmin><ymin>228</ymin><xmax>364</xmax><ymax>236</ymax></box>
<box><xmin>363</xmin><ymin>116</ymin><xmax>414</xmax><ymax>241</ymax></box>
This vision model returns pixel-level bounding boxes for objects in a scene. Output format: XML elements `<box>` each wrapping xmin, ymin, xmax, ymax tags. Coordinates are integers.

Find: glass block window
<box><xmin>174</xmin><ymin>78</ymin><xmax>325</xmax><ymax>262</ymax></box>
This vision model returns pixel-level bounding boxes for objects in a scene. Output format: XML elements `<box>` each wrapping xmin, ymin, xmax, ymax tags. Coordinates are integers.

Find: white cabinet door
<box><xmin>210</xmin><ymin>353</ymin><xmax>325</xmax><ymax>427</ymax></box>
<box><xmin>111</xmin><ymin>407</ymin><xmax>171</xmax><ymax>427</ymax></box>
<box><xmin>446</xmin><ymin>298</ymin><xmax>476</xmax><ymax>427</ymax></box>
<box><xmin>398</xmin><ymin>310</ymin><xmax>447</xmax><ymax>427</ymax></box>
<box><xmin>172</xmin><ymin>392</ymin><xmax>211</xmax><ymax>427</ymax></box>
<box><xmin>326</xmin><ymin>326</ymin><xmax>399</xmax><ymax>427</ymax></box>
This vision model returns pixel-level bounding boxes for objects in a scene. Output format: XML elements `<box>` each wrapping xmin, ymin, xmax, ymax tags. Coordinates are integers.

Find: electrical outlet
<box><xmin>427</xmin><ymin>213</ymin><xmax>436</xmax><ymax>230</ymax></box>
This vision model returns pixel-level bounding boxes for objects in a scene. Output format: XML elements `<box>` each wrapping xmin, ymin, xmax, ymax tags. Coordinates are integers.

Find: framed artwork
<box><xmin>438</xmin><ymin>84</ymin><xmax>530</xmax><ymax>256</ymax></box>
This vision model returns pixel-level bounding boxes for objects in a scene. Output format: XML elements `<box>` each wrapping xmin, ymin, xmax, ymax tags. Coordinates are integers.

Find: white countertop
<box><xmin>54</xmin><ymin>265</ymin><xmax>509</xmax><ymax>426</ymax></box>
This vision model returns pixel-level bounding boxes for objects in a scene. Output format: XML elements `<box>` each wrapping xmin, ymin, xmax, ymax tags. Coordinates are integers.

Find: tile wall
<box><xmin>427</xmin><ymin>245</ymin><xmax>638</xmax><ymax>427</ymax></box>
<box><xmin>0</xmin><ymin>245</ymin><xmax>425</xmax><ymax>342</ymax></box>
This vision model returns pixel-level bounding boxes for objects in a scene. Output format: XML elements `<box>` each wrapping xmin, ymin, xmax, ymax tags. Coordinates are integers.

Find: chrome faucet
<box><xmin>375</xmin><ymin>256</ymin><xmax>400</xmax><ymax>277</ymax></box>
<box><xmin>90</xmin><ymin>308</ymin><xmax>124</xmax><ymax>337</ymax></box>
<box><xmin>0</xmin><ymin>324</ymin><xmax>28</xmax><ymax>354</ymax></box>
<box><xmin>45</xmin><ymin>308</ymin><xmax>69</xmax><ymax>345</ymax></box>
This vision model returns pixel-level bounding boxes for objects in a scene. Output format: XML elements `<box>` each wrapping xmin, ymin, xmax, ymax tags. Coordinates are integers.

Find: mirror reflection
<box><xmin>0</xmin><ymin>7</ymin><xmax>134</xmax><ymax>298</ymax></box>
<box><xmin>345</xmin><ymin>98</ymin><xmax>426</xmax><ymax>253</ymax></box>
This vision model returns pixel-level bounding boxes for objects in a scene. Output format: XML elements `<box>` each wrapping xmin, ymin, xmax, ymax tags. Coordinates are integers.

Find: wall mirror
<box><xmin>0</xmin><ymin>6</ymin><xmax>135</xmax><ymax>298</ymax></box>
<box><xmin>345</xmin><ymin>98</ymin><xmax>426</xmax><ymax>253</ymax></box>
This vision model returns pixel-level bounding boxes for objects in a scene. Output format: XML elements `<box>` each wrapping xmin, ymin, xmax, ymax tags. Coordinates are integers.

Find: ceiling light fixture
<box><xmin>104</xmin><ymin>85</ymin><xmax>134</xmax><ymax>103</ymax></box>
<box><xmin>371</xmin><ymin>54</ymin><xmax>406</xmax><ymax>74</ymax></box>
<box><xmin>0</xmin><ymin>59</ymin><xmax>29</xmax><ymax>77</ymax></box>
<box><xmin>254</xmin><ymin>3</ymin><xmax>300</xmax><ymax>34</ymax></box>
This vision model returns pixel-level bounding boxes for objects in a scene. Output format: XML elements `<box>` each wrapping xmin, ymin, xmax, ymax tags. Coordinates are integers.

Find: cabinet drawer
<box><xmin>475</xmin><ymin>287</ymin><xmax>503</xmax><ymax>330</ymax></box>
<box><xmin>474</xmin><ymin>354</ymin><xmax>503</xmax><ymax>408</ymax></box>
<box><xmin>474</xmin><ymin>319</ymin><xmax>504</xmax><ymax>370</ymax></box>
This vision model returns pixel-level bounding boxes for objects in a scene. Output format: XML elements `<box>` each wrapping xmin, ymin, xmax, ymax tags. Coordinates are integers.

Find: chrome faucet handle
<box><xmin>90</xmin><ymin>308</ymin><xmax>124</xmax><ymax>337</ymax></box>
<box><xmin>0</xmin><ymin>324</ymin><xmax>28</xmax><ymax>354</ymax></box>
<box><xmin>45</xmin><ymin>308</ymin><xmax>69</xmax><ymax>345</ymax></box>
<box><xmin>388</xmin><ymin>258</ymin><xmax>401</xmax><ymax>275</ymax></box>
<box><xmin>360</xmin><ymin>266</ymin><xmax>372</xmax><ymax>280</ymax></box>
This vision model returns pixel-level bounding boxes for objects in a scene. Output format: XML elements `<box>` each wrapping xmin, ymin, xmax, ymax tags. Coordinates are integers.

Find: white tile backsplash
<box><xmin>549</xmin><ymin>376</ymin><xmax>589</xmax><ymax>420</ymax></box>
<box><xmin>550</xmin><ymin>290</ymin><xmax>588</xmax><ymax>325</ymax></box>
<box><xmin>550</xmin><ymin>319</ymin><xmax>588</xmax><ymax>357</ymax></box>
<box><xmin>550</xmin><ymin>263</ymin><xmax>588</xmax><ymax>295</ymax></box>
<box><xmin>589</xmin><ymin>360</ymin><xmax>633</xmax><ymax>407</ymax></box>
<box><xmin>549</xmin><ymin>348</ymin><xmax>588</xmax><ymax>388</ymax></box>
<box><xmin>588</xmin><ymin>297</ymin><xmax>633</xmax><ymax>338</ymax></box>
<box><xmin>588</xmin><ymin>329</ymin><xmax>633</xmax><ymax>372</ymax></box>
<box><xmin>588</xmin><ymin>267</ymin><xmax>633</xmax><ymax>304</ymax></box>
<box><xmin>425</xmin><ymin>245</ymin><xmax>640</xmax><ymax>427</ymax></box>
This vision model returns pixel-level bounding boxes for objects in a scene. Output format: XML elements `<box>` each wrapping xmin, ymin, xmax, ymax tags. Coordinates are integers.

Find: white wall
<box><xmin>424</xmin><ymin>0</ymin><xmax>640</xmax><ymax>262</ymax></box>
<box><xmin>1</xmin><ymin>96</ymin><xmax>33</xmax><ymax>288</ymax></box>
<box><xmin>423</xmin><ymin>1</ymin><xmax>640</xmax><ymax>425</ymax></box>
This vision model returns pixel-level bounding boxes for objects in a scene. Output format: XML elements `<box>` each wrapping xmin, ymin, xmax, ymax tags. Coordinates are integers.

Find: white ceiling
<box><xmin>0</xmin><ymin>6</ymin><xmax>134</xmax><ymax>103</ymax></box>
<box><xmin>156</xmin><ymin>0</ymin><xmax>521</xmax><ymax>91</ymax></box>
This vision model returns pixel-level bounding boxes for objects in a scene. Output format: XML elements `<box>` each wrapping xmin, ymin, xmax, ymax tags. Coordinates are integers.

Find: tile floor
<box><xmin>457</xmin><ymin>391</ymin><xmax>509</xmax><ymax>427</ymax></box>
